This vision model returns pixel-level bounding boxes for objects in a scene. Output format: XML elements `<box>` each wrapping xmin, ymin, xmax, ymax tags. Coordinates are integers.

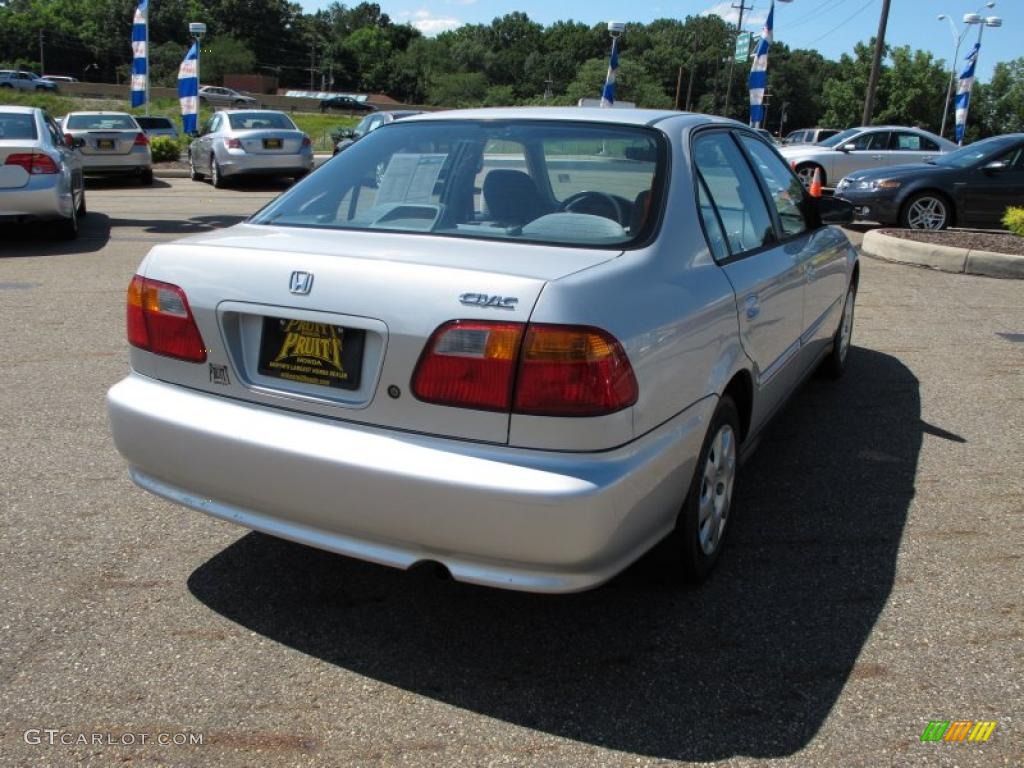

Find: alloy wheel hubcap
<box><xmin>907</xmin><ymin>197</ymin><xmax>947</xmax><ymax>229</ymax></box>
<box><xmin>797</xmin><ymin>166</ymin><xmax>817</xmax><ymax>186</ymax></box>
<box><xmin>698</xmin><ymin>424</ymin><xmax>736</xmax><ymax>556</ymax></box>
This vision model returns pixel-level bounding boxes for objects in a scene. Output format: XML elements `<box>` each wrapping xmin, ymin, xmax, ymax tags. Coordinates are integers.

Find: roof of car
<box><xmin>64</xmin><ymin>110</ymin><xmax>135</xmax><ymax>116</ymax></box>
<box><xmin>402</xmin><ymin>106</ymin><xmax>736</xmax><ymax>129</ymax></box>
<box><xmin>218</xmin><ymin>108</ymin><xmax>287</xmax><ymax>114</ymax></box>
<box><xmin>0</xmin><ymin>105</ymin><xmax>38</xmax><ymax>114</ymax></box>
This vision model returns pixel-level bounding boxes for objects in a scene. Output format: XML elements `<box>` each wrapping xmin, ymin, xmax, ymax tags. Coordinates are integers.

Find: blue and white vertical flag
<box><xmin>600</xmin><ymin>37</ymin><xmax>620</xmax><ymax>108</ymax></box>
<box><xmin>955</xmin><ymin>43</ymin><xmax>980</xmax><ymax>145</ymax></box>
<box><xmin>748</xmin><ymin>1</ymin><xmax>774</xmax><ymax>128</ymax></box>
<box><xmin>178</xmin><ymin>42</ymin><xmax>199</xmax><ymax>134</ymax></box>
<box><xmin>130</xmin><ymin>0</ymin><xmax>148</xmax><ymax>108</ymax></box>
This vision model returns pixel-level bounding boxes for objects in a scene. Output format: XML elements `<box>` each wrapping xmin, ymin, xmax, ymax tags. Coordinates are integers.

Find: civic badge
<box><xmin>289</xmin><ymin>271</ymin><xmax>314</xmax><ymax>295</ymax></box>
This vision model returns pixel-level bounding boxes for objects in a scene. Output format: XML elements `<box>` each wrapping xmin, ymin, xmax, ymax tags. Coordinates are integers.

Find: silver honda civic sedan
<box><xmin>108</xmin><ymin>108</ymin><xmax>859</xmax><ymax>593</ymax></box>
<box><xmin>188</xmin><ymin>109</ymin><xmax>314</xmax><ymax>186</ymax></box>
<box><xmin>62</xmin><ymin>111</ymin><xmax>154</xmax><ymax>184</ymax></box>
<box><xmin>0</xmin><ymin>106</ymin><xmax>85</xmax><ymax>238</ymax></box>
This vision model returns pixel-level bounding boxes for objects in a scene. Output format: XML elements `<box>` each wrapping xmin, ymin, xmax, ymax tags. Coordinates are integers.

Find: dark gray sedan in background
<box><xmin>836</xmin><ymin>134</ymin><xmax>1024</xmax><ymax>229</ymax></box>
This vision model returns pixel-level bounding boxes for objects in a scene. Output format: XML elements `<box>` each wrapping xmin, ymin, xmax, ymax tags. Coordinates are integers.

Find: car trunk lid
<box><xmin>231</xmin><ymin>129</ymin><xmax>305</xmax><ymax>154</ymax></box>
<box><xmin>0</xmin><ymin>140</ymin><xmax>42</xmax><ymax>188</ymax></box>
<box><xmin>138</xmin><ymin>223</ymin><xmax>619</xmax><ymax>444</ymax></box>
<box><xmin>71</xmin><ymin>130</ymin><xmax>138</xmax><ymax>156</ymax></box>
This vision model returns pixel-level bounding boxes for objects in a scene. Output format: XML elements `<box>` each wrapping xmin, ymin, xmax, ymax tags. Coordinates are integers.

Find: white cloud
<box><xmin>702</xmin><ymin>2</ymin><xmax>768</xmax><ymax>29</ymax></box>
<box><xmin>397</xmin><ymin>8</ymin><xmax>463</xmax><ymax>36</ymax></box>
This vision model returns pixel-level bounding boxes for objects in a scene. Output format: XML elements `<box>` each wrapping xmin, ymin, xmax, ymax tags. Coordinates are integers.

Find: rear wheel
<box><xmin>76</xmin><ymin>187</ymin><xmax>86</xmax><ymax>216</ymax></box>
<box><xmin>210</xmin><ymin>156</ymin><xmax>224</xmax><ymax>188</ymax></box>
<box><xmin>822</xmin><ymin>281</ymin><xmax>856</xmax><ymax>378</ymax></box>
<box><xmin>669</xmin><ymin>396</ymin><xmax>741</xmax><ymax>582</ymax></box>
<box><xmin>56</xmin><ymin>201</ymin><xmax>78</xmax><ymax>240</ymax></box>
<box><xmin>140</xmin><ymin>168</ymin><xmax>153</xmax><ymax>185</ymax></box>
<box><xmin>900</xmin><ymin>192</ymin><xmax>950</xmax><ymax>230</ymax></box>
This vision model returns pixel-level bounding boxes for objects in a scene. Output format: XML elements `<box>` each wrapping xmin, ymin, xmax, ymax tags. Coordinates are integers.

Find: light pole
<box><xmin>189</xmin><ymin>22</ymin><xmax>206</xmax><ymax>92</ymax></box>
<box><xmin>957</xmin><ymin>11</ymin><xmax>1002</xmax><ymax>144</ymax></box>
<box><xmin>938</xmin><ymin>2</ymin><xmax>994</xmax><ymax>139</ymax></box>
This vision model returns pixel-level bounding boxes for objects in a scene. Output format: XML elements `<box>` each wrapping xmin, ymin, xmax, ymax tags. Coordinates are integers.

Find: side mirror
<box><xmin>816</xmin><ymin>196</ymin><xmax>855</xmax><ymax>225</ymax></box>
<box><xmin>982</xmin><ymin>160</ymin><xmax>1008</xmax><ymax>173</ymax></box>
<box><xmin>839</xmin><ymin>143</ymin><xmax>857</xmax><ymax>153</ymax></box>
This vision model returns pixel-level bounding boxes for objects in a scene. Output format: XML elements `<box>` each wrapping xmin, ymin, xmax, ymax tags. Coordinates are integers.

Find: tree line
<box><xmin>2</xmin><ymin>0</ymin><xmax>1022</xmax><ymax>139</ymax></box>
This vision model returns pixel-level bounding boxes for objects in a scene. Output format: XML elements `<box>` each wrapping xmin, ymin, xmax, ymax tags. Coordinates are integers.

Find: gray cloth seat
<box><xmin>483</xmin><ymin>169</ymin><xmax>546</xmax><ymax>226</ymax></box>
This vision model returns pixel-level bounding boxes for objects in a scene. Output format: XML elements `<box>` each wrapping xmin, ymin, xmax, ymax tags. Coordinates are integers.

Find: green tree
<box><xmin>565</xmin><ymin>57</ymin><xmax>672</xmax><ymax>109</ymax></box>
<box><xmin>200</xmin><ymin>35</ymin><xmax>256</xmax><ymax>84</ymax></box>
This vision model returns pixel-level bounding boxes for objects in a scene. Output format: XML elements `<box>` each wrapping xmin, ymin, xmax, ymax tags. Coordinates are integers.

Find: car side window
<box><xmin>696</xmin><ymin>176</ymin><xmax>729</xmax><ymax>262</ymax></box>
<box><xmin>738</xmin><ymin>135</ymin><xmax>809</xmax><ymax>238</ymax></box>
<box><xmin>891</xmin><ymin>132</ymin><xmax>933</xmax><ymax>151</ymax></box>
<box><xmin>693</xmin><ymin>132</ymin><xmax>776</xmax><ymax>257</ymax></box>
<box><xmin>44</xmin><ymin>117</ymin><xmax>63</xmax><ymax>147</ymax></box>
<box><xmin>995</xmin><ymin>145</ymin><xmax>1024</xmax><ymax>169</ymax></box>
<box><xmin>849</xmin><ymin>131</ymin><xmax>889</xmax><ymax>151</ymax></box>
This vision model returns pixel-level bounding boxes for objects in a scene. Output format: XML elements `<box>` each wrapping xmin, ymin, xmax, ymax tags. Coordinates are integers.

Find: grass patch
<box><xmin>0</xmin><ymin>90</ymin><xmax>358</xmax><ymax>151</ymax></box>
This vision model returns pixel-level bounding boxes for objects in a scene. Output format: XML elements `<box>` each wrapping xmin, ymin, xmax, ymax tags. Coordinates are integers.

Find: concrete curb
<box><xmin>861</xmin><ymin>229</ymin><xmax>1024</xmax><ymax>279</ymax></box>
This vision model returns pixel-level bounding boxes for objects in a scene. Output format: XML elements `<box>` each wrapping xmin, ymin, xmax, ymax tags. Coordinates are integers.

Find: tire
<box><xmin>900</xmin><ymin>192</ymin><xmax>950</xmax><ymax>230</ymax></box>
<box><xmin>668</xmin><ymin>396</ymin><xmax>741</xmax><ymax>582</ymax></box>
<box><xmin>189</xmin><ymin>153</ymin><xmax>203</xmax><ymax>181</ymax></box>
<box><xmin>76</xmin><ymin>188</ymin><xmax>86</xmax><ymax>216</ymax></box>
<box><xmin>0</xmin><ymin>83</ymin><xmax>12</xmax><ymax>89</ymax></box>
<box><xmin>140</xmin><ymin>168</ymin><xmax>154</xmax><ymax>185</ymax></box>
<box><xmin>822</xmin><ymin>281</ymin><xmax>856</xmax><ymax>379</ymax></box>
<box><xmin>210</xmin><ymin>156</ymin><xmax>224</xmax><ymax>188</ymax></box>
<box><xmin>55</xmin><ymin>202</ymin><xmax>78</xmax><ymax>240</ymax></box>
<box><xmin>795</xmin><ymin>163</ymin><xmax>825</xmax><ymax>189</ymax></box>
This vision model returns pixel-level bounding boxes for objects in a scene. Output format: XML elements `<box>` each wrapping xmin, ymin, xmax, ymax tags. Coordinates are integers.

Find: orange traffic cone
<box><xmin>808</xmin><ymin>167</ymin><xmax>823</xmax><ymax>198</ymax></box>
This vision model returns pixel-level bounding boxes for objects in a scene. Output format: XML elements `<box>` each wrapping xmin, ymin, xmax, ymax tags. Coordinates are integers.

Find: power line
<box><xmin>781</xmin><ymin>0</ymin><xmax>847</xmax><ymax>33</ymax></box>
<box><xmin>797</xmin><ymin>0</ymin><xmax>879</xmax><ymax>48</ymax></box>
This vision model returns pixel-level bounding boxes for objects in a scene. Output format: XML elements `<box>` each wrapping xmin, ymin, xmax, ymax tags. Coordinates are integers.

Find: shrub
<box><xmin>1003</xmin><ymin>206</ymin><xmax>1024</xmax><ymax>237</ymax></box>
<box><xmin>150</xmin><ymin>136</ymin><xmax>182</xmax><ymax>163</ymax></box>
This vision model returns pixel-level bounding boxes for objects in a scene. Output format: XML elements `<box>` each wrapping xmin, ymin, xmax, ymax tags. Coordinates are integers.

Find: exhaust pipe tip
<box><xmin>407</xmin><ymin>559</ymin><xmax>453</xmax><ymax>582</ymax></box>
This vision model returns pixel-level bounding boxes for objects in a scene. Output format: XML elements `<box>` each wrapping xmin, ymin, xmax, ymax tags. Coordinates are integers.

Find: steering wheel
<box><xmin>560</xmin><ymin>191</ymin><xmax>625</xmax><ymax>225</ymax></box>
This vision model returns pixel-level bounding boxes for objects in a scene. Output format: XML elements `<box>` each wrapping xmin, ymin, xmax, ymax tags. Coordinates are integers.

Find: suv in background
<box><xmin>0</xmin><ymin>70</ymin><xmax>57</xmax><ymax>92</ymax></box>
<box><xmin>784</xmin><ymin>128</ymin><xmax>840</xmax><ymax>146</ymax></box>
<box><xmin>135</xmin><ymin>116</ymin><xmax>180</xmax><ymax>139</ymax></box>
<box><xmin>333</xmin><ymin>110</ymin><xmax>423</xmax><ymax>154</ymax></box>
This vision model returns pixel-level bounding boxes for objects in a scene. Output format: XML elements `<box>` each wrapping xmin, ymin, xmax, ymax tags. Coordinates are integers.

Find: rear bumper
<box><xmin>0</xmin><ymin>175</ymin><xmax>71</xmax><ymax>220</ymax></box>
<box><xmin>107</xmin><ymin>373</ymin><xmax>712</xmax><ymax>593</ymax></box>
<box><xmin>81</xmin><ymin>151</ymin><xmax>151</xmax><ymax>175</ymax></box>
<box><xmin>220</xmin><ymin>151</ymin><xmax>314</xmax><ymax>177</ymax></box>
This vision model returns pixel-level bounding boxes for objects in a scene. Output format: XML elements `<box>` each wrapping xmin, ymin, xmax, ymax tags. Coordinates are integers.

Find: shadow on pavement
<box><xmin>188</xmin><ymin>347</ymin><xmax>923</xmax><ymax>761</ymax></box>
<box><xmin>0</xmin><ymin>213</ymin><xmax>112</xmax><ymax>256</ymax></box>
<box><xmin>84</xmin><ymin>177</ymin><xmax>174</xmax><ymax>190</ymax></box>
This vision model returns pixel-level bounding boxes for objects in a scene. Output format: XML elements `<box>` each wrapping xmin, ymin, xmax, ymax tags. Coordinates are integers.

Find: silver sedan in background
<box><xmin>188</xmin><ymin>110</ymin><xmax>314</xmax><ymax>187</ymax></box>
<box><xmin>109</xmin><ymin>108</ymin><xmax>860</xmax><ymax>593</ymax></box>
<box><xmin>0</xmin><ymin>106</ymin><xmax>85</xmax><ymax>238</ymax></box>
<box><xmin>780</xmin><ymin>125</ymin><xmax>956</xmax><ymax>188</ymax></box>
<box><xmin>62</xmin><ymin>111</ymin><xmax>154</xmax><ymax>184</ymax></box>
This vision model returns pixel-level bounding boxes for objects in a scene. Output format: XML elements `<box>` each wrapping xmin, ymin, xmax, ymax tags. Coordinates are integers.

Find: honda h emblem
<box><xmin>289</xmin><ymin>271</ymin><xmax>313</xmax><ymax>295</ymax></box>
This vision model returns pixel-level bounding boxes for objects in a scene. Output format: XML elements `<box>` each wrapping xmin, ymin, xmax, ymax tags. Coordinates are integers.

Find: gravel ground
<box><xmin>0</xmin><ymin>182</ymin><xmax>1021</xmax><ymax>767</ymax></box>
<box><xmin>880</xmin><ymin>228</ymin><xmax>1024</xmax><ymax>255</ymax></box>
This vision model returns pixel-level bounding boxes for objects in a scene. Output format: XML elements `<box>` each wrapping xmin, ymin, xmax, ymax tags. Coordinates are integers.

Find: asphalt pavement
<box><xmin>0</xmin><ymin>179</ymin><xmax>1021</xmax><ymax>767</ymax></box>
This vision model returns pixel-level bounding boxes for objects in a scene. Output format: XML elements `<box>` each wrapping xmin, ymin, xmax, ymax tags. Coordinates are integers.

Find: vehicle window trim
<box><xmin>694</xmin><ymin>171</ymin><xmax>731</xmax><ymax>264</ymax></box>
<box><xmin>688</xmin><ymin>126</ymin><xmax>780</xmax><ymax>265</ymax></box>
<box><xmin>732</xmin><ymin>129</ymin><xmax>818</xmax><ymax>240</ymax></box>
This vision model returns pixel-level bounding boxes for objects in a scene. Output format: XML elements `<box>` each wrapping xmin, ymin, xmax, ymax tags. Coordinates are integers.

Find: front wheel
<box><xmin>189</xmin><ymin>153</ymin><xmax>203</xmax><ymax>181</ymax></box>
<box><xmin>670</xmin><ymin>396</ymin><xmax>741</xmax><ymax>582</ymax></box>
<box><xmin>900</xmin><ymin>193</ymin><xmax>950</xmax><ymax>230</ymax></box>
<box><xmin>822</xmin><ymin>282</ymin><xmax>856</xmax><ymax>378</ymax></box>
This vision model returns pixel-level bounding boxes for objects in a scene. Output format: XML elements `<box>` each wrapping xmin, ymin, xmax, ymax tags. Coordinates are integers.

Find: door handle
<box><xmin>806</xmin><ymin>264</ymin><xmax>817</xmax><ymax>281</ymax></box>
<box><xmin>871</xmin><ymin>154</ymin><xmax>884</xmax><ymax>160</ymax></box>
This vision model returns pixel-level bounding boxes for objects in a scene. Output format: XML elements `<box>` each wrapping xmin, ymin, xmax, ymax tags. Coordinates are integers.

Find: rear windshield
<box><xmin>252</xmin><ymin>119</ymin><xmax>665</xmax><ymax>248</ymax></box>
<box><xmin>227</xmin><ymin>112</ymin><xmax>295</xmax><ymax>130</ymax></box>
<box><xmin>135</xmin><ymin>117</ymin><xmax>173</xmax><ymax>129</ymax></box>
<box><xmin>0</xmin><ymin>113</ymin><xmax>37</xmax><ymax>140</ymax></box>
<box><xmin>66</xmin><ymin>114</ymin><xmax>138</xmax><ymax>130</ymax></box>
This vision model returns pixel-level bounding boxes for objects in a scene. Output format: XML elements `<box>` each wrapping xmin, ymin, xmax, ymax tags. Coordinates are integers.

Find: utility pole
<box><xmin>38</xmin><ymin>31</ymin><xmax>44</xmax><ymax>75</ymax></box>
<box><xmin>862</xmin><ymin>0</ymin><xmax>892</xmax><ymax>125</ymax></box>
<box><xmin>723</xmin><ymin>0</ymin><xmax>752</xmax><ymax>118</ymax></box>
<box><xmin>309</xmin><ymin>38</ymin><xmax>316</xmax><ymax>91</ymax></box>
<box><xmin>674</xmin><ymin>65</ymin><xmax>684</xmax><ymax>110</ymax></box>
<box><xmin>685</xmin><ymin>32</ymin><xmax>699</xmax><ymax>111</ymax></box>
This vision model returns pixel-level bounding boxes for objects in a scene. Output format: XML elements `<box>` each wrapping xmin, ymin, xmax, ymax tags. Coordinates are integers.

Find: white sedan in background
<box><xmin>62</xmin><ymin>111</ymin><xmax>154</xmax><ymax>185</ymax></box>
<box><xmin>0</xmin><ymin>106</ymin><xmax>85</xmax><ymax>238</ymax></box>
<box><xmin>780</xmin><ymin>126</ymin><xmax>956</xmax><ymax>188</ymax></box>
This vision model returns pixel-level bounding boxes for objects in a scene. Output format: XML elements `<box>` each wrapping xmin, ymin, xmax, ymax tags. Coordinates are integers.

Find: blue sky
<box><xmin>300</xmin><ymin>0</ymin><xmax>1020</xmax><ymax>81</ymax></box>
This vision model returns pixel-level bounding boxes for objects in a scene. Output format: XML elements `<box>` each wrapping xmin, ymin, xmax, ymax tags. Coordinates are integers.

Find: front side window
<box><xmin>738</xmin><ymin>135</ymin><xmax>809</xmax><ymax>238</ymax></box>
<box><xmin>252</xmin><ymin>120</ymin><xmax>664</xmax><ymax>248</ymax></box>
<box><xmin>227</xmin><ymin>112</ymin><xmax>296</xmax><ymax>130</ymax></box>
<box><xmin>692</xmin><ymin>131</ymin><xmax>775</xmax><ymax>256</ymax></box>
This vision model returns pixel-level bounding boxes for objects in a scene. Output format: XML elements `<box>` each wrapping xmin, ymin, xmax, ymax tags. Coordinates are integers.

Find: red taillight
<box><xmin>126</xmin><ymin>275</ymin><xmax>207</xmax><ymax>363</ymax></box>
<box><xmin>412</xmin><ymin>321</ymin><xmax>523</xmax><ymax>411</ymax></box>
<box><xmin>411</xmin><ymin>321</ymin><xmax>638</xmax><ymax>416</ymax></box>
<box><xmin>133</xmin><ymin>132</ymin><xmax>149</xmax><ymax>146</ymax></box>
<box><xmin>513</xmin><ymin>325</ymin><xmax>638</xmax><ymax>415</ymax></box>
<box><xmin>4</xmin><ymin>152</ymin><xmax>59</xmax><ymax>174</ymax></box>
<box><xmin>301</xmin><ymin>135</ymin><xmax>311</xmax><ymax>148</ymax></box>
<box><xmin>225</xmin><ymin>138</ymin><xmax>243</xmax><ymax>149</ymax></box>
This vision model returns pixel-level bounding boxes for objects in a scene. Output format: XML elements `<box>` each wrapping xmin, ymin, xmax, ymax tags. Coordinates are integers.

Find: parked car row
<box><xmin>0</xmin><ymin>70</ymin><xmax>57</xmax><ymax>92</ymax></box>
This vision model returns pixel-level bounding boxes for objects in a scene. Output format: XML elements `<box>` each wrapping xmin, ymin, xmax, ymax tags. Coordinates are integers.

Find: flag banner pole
<box><xmin>954</xmin><ymin>42</ymin><xmax>980</xmax><ymax>145</ymax></box>
<box><xmin>130</xmin><ymin>0</ymin><xmax>148</xmax><ymax>110</ymax></box>
<box><xmin>600</xmin><ymin>37</ymin><xmax>620</xmax><ymax>108</ymax></box>
<box><xmin>748</xmin><ymin>0</ymin><xmax>774</xmax><ymax>129</ymax></box>
<box><xmin>178</xmin><ymin>41</ymin><xmax>199</xmax><ymax>135</ymax></box>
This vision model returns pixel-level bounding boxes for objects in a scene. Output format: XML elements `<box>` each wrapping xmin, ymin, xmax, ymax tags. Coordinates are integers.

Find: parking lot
<box><xmin>1</xmin><ymin>179</ymin><xmax>1021</xmax><ymax>767</ymax></box>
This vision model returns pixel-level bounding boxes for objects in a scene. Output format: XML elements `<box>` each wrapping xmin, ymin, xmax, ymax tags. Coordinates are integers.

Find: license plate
<box><xmin>257</xmin><ymin>317</ymin><xmax>365</xmax><ymax>390</ymax></box>
<box><xmin>263</xmin><ymin>138</ymin><xmax>282</xmax><ymax>149</ymax></box>
<box><xmin>97</xmin><ymin>139</ymin><xmax>115</xmax><ymax>150</ymax></box>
